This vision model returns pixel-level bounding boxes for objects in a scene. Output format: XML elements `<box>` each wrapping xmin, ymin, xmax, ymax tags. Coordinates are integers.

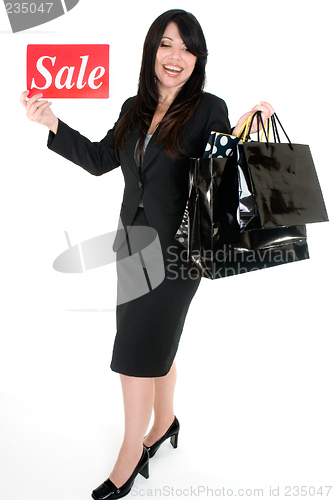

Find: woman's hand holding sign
<box><xmin>20</xmin><ymin>90</ymin><xmax>59</xmax><ymax>134</ymax></box>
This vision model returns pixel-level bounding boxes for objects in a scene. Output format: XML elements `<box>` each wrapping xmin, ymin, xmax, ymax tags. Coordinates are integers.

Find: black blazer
<box><xmin>47</xmin><ymin>92</ymin><xmax>231</xmax><ymax>251</ymax></box>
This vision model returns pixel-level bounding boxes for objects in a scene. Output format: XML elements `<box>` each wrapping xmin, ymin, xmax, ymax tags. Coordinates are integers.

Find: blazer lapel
<box><xmin>120</xmin><ymin>127</ymin><xmax>141</xmax><ymax>179</ymax></box>
<box><xmin>140</xmin><ymin>116</ymin><xmax>200</xmax><ymax>172</ymax></box>
<box><xmin>120</xmin><ymin>126</ymin><xmax>165</xmax><ymax>174</ymax></box>
<box><xmin>141</xmin><ymin>131</ymin><xmax>164</xmax><ymax>173</ymax></box>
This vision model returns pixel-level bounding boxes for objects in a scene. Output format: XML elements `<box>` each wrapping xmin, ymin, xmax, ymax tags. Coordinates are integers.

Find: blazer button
<box><xmin>138</xmin><ymin>182</ymin><xmax>143</xmax><ymax>188</ymax></box>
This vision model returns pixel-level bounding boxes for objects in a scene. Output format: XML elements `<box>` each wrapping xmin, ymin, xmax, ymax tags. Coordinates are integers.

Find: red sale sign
<box><xmin>27</xmin><ymin>44</ymin><xmax>109</xmax><ymax>98</ymax></box>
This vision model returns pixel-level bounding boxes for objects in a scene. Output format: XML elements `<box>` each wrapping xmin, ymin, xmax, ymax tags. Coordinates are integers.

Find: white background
<box><xmin>1</xmin><ymin>1</ymin><xmax>332</xmax><ymax>499</ymax></box>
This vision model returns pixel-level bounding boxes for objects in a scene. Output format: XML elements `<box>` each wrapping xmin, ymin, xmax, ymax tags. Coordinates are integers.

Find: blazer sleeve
<box><xmin>47</xmin><ymin>97</ymin><xmax>134</xmax><ymax>176</ymax></box>
<box><xmin>202</xmin><ymin>95</ymin><xmax>232</xmax><ymax>142</ymax></box>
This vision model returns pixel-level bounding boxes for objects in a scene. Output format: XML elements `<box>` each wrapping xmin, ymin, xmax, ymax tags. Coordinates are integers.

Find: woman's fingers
<box><xmin>20</xmin><ymin>90</ymin><xmax>30</xmax><ymax>108</ymax></box>
<box><xmin>27</xmin><ymin>98</ymin><xmax>50</xmax><ymax>118</ymax></box>
<box><xmin>245</xmin><ymin>102</ymin><xmax>275</xmax><ymax>134</ymax></box>
<box><xmin>25</xmin><ymin>93</ymin><xmax>44</xmax><ymax>114</ymax></box>
<box><xmin>260</xmin><ymin>101</ymin><xmax>275</xmax><ymax>115</ymax></box>
<box><xmin>20</xmin><ymin>90</ymin><xmax>42</xmax><ymax>108</ymax></box>
<box><xmin>20</xmin><ymin>89</ymin><xmax>57</xmax><ymax>131</ymax></box>
<box><xmin>251</xmin><ymin>101</ymin><xmax>275</xmax><ymax>118</ymax></box>
<box><xmin>32</xmin><ymin>101</ymin><xmax>53</xmax><ymax>121</ymax></box>
<box><xmin>21</xmin><ymin>91</ymin><xmax>53</xmax><ymax>122</ymax></box>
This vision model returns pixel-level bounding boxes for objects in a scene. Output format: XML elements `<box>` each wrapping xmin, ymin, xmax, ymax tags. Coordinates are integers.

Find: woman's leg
<box><xmin>109</xmin><ymin>361</ymin><xmax>177</xmax><ymax>487</ymax></box>
<box><xmin>109</xmin><ymin>375</ymin><xmax>154</xmax><ymax>488</ymax></box>
<box><xmin>143</xmin><ymin>361</ymin><xmax>177</xmax><ymax>447</ymax></box>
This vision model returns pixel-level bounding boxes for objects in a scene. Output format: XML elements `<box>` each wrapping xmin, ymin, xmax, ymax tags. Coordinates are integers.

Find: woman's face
<box><xmin>155</xmin><ymin>22</ymin><xmax>197</xmax><ymax>95</ymax></box>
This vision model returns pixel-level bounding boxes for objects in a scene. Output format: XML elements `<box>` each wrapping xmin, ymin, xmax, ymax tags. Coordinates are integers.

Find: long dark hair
<box><xmin>114</xmin><ymin>9</ymin><xmax>208</xmax><ymax>159</ymax></box>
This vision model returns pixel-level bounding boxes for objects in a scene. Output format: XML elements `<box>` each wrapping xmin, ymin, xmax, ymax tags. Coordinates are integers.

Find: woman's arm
<box><xmin>200</xmin><ymin>94</ymin><xmax>232</xmax><ymax>150</ymax></box>
<box><xmin>20</xmin><ymin>91</ymin><xmax>133</xmax><ymax>176</ymax></box>
<box><xmin>45</xmin><ymin>119</ymin><xmax>120</xmax><ymax>176</ymax></box>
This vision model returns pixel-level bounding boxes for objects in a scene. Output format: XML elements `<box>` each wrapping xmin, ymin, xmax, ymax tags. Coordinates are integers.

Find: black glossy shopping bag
<box><xmin>187</xmin><ymin>155</ymin><xmax>309</xmax><ymax>279</ymax></box>
<box><xmin>238</xmin><ymin>113</ymin><xmax>329</xmax><ymax>231</ymax></box>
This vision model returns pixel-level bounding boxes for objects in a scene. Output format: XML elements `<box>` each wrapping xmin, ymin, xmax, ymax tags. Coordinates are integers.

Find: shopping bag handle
<box><xmin>244</xmin><ymin>111</ymin><xmax>294</xmax><ymax>151</ymax></box>
<box><xmin>236</xmin><ymin>114</ymin><xmax>252</xmax><ymax>140</ymax></box>
<box><xmin>271</xmin><ymin>114</ymin><xmax>294</xmax><ymax>150</ymax></box>
<box><xmin>236</xmin><ymin>112</ymin><xmax>269</xmax><ymax>142</ymax></box>
<box><xmin>244</xmin><ymin>111</ymin><xmax>270</xmax><ymax>145</ymax></box>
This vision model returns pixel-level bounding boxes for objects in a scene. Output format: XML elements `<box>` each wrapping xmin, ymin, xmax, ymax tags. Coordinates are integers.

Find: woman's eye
<box><xmin>161</xmin><ymin>43</ymin><xmax>171</xmax><ymax>48</ymax></box>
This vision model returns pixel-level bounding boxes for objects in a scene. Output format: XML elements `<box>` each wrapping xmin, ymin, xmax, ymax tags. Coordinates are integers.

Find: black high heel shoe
<box><xmin>91</xmin><ymin>446</ymin><xmax>149</xmax><ymax>500</ymax></box>
<box><xmin>145</xmin><ymin>416</ymin><xmax>180</xmax><ymax>458</ymax></box>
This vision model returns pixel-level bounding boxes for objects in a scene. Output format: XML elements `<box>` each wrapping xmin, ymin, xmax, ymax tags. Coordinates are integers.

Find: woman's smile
<box><xmin>162</xmin><ymin>64</ymin><xmax>183</xmax><ymax>76</ymax></box>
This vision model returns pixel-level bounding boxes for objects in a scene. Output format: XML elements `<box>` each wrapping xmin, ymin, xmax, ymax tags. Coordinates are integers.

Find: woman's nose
<box><xmin>169</xmin><ymin>45</ymin><xmax>182</xmax><ymax>60</ymax></box>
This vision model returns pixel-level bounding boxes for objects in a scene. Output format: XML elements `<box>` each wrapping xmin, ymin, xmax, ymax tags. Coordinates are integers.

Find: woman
<box><xmin>21</xmin><ymin>9</ymin><xmax>274</xmax><ymax>500</ymax></box>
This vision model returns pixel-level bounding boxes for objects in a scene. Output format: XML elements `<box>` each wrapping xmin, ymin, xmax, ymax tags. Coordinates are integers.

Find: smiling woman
<box><xmin>113</xmin><ymin>9</ymin><xmax>210</xmax><ymax>161</ymax></box>
<box><xmin>20</xmin><ymin>8</ymin><xmax>275</xmax><ymax>500</ymax></box>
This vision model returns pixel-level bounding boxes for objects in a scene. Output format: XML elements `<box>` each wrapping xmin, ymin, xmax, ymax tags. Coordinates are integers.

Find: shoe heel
<box><xmin>170</xmin><ymin>432</ymin><xmax>178</xmax><ymax>449</ymax></box>
<box><xmin>139</xmin><ymin>461</ymin><xmax>149</xmax><ymax>479</ymax></box>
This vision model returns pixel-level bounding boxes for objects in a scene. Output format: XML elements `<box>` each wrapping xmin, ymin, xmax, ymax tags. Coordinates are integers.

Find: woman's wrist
<box><xmin>49</xmin><ymin>117</ymin><xmax>59</xmax><ymax>135</ymax></box>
